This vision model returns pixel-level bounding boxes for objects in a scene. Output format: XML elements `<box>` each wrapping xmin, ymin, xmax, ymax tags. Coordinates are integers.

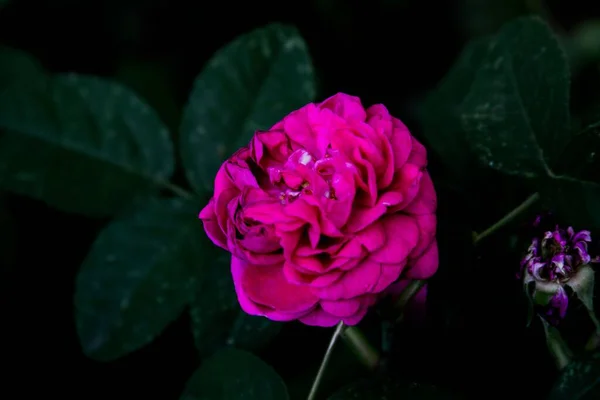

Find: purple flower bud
<box><xmin>520</xmin><ymin>218</ymin><xmax>598</xmax><ymax>326</ymax></box>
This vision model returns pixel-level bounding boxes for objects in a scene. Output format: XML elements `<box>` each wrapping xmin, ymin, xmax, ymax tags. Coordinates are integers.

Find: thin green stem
<box><xmin>393</xmin><ymin>279</ymin><xmax>426</xmax><ymax>323</ymax></box>
<box><xmin>159</xmin><ymin>180</ymin><xmax>194</xmax><ymax>199</ymax></box>
<box><xmin>307</xmin><ymin>322</ymin><xmax>345</xmax><ymax>400</ymax></box>
<box><xmin>341</xmin><ymin>326</ymin><xmax>380</xmax><ymax>370</ymax></box>
<box><xmin>473</xmin><ymin>192</ymin><xmax>540</xmax><ymax>245</ymax></box>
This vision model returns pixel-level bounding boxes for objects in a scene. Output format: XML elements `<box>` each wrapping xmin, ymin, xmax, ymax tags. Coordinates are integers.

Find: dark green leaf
<box><xmin>420</xmin><ymin>36</ymin><xmax>490</xmax><ymax>177</ymax></box>
<box><xmin>547</xmin><ymin>351</ymin><xmax>600</xmax><ymax>400</ymax></box>
<box><xmin>460</xmin><ymin>16</ymin><xmax>570</xmax><ymax>178</ymax></box>
<box><xmin>190</xmin><ymin>255</ymin><xmax>282</xmax><ymax>357</ymax></box>
<box><xmin>180</xmin><ymin>23</ymin><xmax>317</xmax><ymax>194</ymax></box>
<box><xmin>0</xmin><ymin>46</ymin><xmax>44</xmax><ymax>89</ymax></box>
<box><xmin>75</xmin><ymin>196</ymin><xmax>204</xmax><ymax>361</ymax></box>
<box><xmin>538</xmin><ymin>176</ymin><xmax>600</xmax><ymax>230</ymax></box>
<box><xmin>0</xmin><ymin>64</ymin><xmax>174</xmax><ymax>216</ymax></box>
<box><xmin>328</xmin><ymin>376</ymin><xmax>461</xmax><ymax>400</ymax></box>
<box><xmin>557</xmin><ymin>128</ymin><xmax>600</xmax><ymax>183</ymax></box>
<box><xmin>180</xmin><ymin>348</ymin><xmax>289</xmax><ymax>400</ymax></box>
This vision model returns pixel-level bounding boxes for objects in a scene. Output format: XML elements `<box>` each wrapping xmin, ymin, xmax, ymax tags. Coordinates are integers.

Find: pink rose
<box><xmin>199</xmin><ymin>93</ymin><xmax>438</xmax><ymax>327</ymax></box>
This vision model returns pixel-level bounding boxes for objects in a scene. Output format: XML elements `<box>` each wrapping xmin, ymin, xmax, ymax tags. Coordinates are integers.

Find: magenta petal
<box><xmin>373</xmin><ymin>260</ymin><xmax>406</xmax><ymax>293</ymax></box>
<box><xmin>238</xmin><ymin>259</ymin><xmax>318</xmax><ymax>315</ymax></box>
<box><xmin>371</xmin><ymin>215</ymin><xmax>419</xmax><ymax>264</ymax></box>
<box><xmin>404</xmin><ymin>172</ymin><xmax>437</xmax><ymax>215</ymax></box>
<box><xmin>299</xmin><ymin>306</ymin><xmax>368</xmax><ymax>327</ymax></box>
<box><xmin>320</xmin><ymin>298</ymin><xmax>362</xmax><ymax>317</ymax></box>
<box><xmin>313</xmin><ymin>259</ymin><xmax>381</xmax><ymax>300</ymax></box>
<box><xmin>406</xmin><ymin>240</ymin><xmax>439</xmax><ymax>279</ymax></box>
<box><xmin>410</xmin><ymin>213</ymin><xmax>437</xmax><ymax>259</ymax></box>
<box><xmin>199</xmin><ymin>200</ymin><xmax>227</xmax><ymax>250</ymax></box>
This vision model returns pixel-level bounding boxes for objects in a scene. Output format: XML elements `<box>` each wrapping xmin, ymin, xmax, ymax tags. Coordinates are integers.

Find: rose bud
<box><xmin>519</xmin><ymin>220</ymin><xmax>599</xmax><ymax>326</ymax></box>
<box><xmin>199</xmin><ymin>93</ymin><xmax>438</xmax><ymax>327</ymax></box>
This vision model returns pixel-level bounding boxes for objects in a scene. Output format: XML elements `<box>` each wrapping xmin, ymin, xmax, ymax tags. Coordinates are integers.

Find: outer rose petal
<box><xmin>371</xmin><ymin>214</ymin><xmax>419</xmax><ymax>264</ymax></box>
<box><xmin>319</xmin><ymin>93</ymin><xmax>367</xmax><ymax>122</ymax></box>
<box><xmin>405</xmin><ymin>240</ymin><xmax>439</xmax><ymax>279</ymax></box>
<box><xmin>405</xmin><ymin>172</ymin><xmax>437</xmax><ymax>215</ymax></box>
<box><xmin>199</xmin><ymin>200</ymin><xmax>227</xmax><ymax>250</ymax></box>
<box><xmin>231</xmin><ymin>257</ymin><xmax>318</xmax><ymax>321</ymax></box>
<box><xmin>299</xmin><ymin>306</ymin><xmax>368</xmax><ymax>327</ymax></box>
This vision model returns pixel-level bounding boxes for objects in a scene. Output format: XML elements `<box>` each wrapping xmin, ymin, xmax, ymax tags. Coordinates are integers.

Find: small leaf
<box><xmin>419</xmin><ymin>36</ymin><xmax>490</xmax><ymax>177</ymax></box>
<box><xmin>180</xmin><ymin>23</ymin><xmax>317</xmax><ymax>195</ymax></box>
<box><xmin>190</xmin><ymin>255</ymin><xmax>282</xmax><ymax>357</ymax></box>
<box><xmin>328</xmin><ymin>376</ymin><xmax>460</xmax><ymax>400</ymax></box>
<box><xmin>540</xmin><ymin>316</ymin><xmax>573</xmax><ymax>371</ymax></box>
<box><xmin>0</xmin><ymin>46</ymin><xmax>44</xmax><ymax>89</ymax></box>
<box><xmin>0</xmin><ymin>57</ymin><xmax>174</xmax><ymax>216</ymax></box>
<box><xmin>547</xmin><ymin>350</ymin><xmax>600</xmax><ymax>400</ymax></box>
<box><xmin>180</xmin><ymin>348</ymin><xmax>289</xmax><ymax>400</ymax></box>
<box><xmin>566</xmin><ymin>264</ymin><xmax>595</xmax><ymax>311</ymax></box>
<box><xmin>75</xmin><ymin>196</ymin><xmax>204</xmax><ymax>361</ymax></box>
<box><xmin>460</xmin><ymin>16</ymin><xmax>571</xmax><ymax>178</ymax></box>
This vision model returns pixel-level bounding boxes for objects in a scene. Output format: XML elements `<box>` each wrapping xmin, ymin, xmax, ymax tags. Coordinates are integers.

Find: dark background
<box><xmin>2</xmin><ymin>0</ymin><xmax>600</xmax><ymax>399</ymax></box>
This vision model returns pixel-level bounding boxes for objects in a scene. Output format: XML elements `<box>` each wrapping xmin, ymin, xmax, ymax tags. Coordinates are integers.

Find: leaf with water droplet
<box><xmin>180</xmin><ymin>23</ymin><xmax>317</xmax><ymax>195</ymax></box>
<box><xmin>460</xmin><ymin>16</ymin><xmax>570</xmax><ymax>178</ymax></box>
<box><xmin>180</xmin><ymin>348</ymin><xmax>289</xmax><ymax>400</ymax></box>
<box><xmin>0</xmin><ymin>48</ymin><xmax>174</xmax><ymax>216</ymax></box>
<box><xmin>189</xmin><ymin>255</ymin><xmax>282</xmax><ymax>357</ymax></box>
<box><xmin>75</xmin><ymin>196</ymin><xmax>205</xmax><ymax>361</ymax></box>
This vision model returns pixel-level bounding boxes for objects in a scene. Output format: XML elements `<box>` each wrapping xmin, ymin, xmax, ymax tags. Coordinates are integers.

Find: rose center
<box><xmin>268</xmin><ymin>149</ymin><xmax>341</xmax><ymax>204</ymax></box>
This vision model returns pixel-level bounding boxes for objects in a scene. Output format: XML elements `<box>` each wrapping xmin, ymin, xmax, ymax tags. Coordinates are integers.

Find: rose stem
<box><xmin>393</xmin><ymin>279</ymin><xmax>426</xmax><ymax>323</ymax></box>
<box><xmin>157</xmin><ymin>180</ymin><xmax>194</xmax><ymax>199</ymax></box>
<box><xmin>341</xmin><ymin>325</ymin><xmax>380</xmax><ymax>370</ymax></box>
<box><xmin>307</xmin><ymin>321</ymin><xmax>345</xmax><ymax>400</ymax></box>
<box><xmin>473</xmin><ymin>192</ymin><xmax>540</xmax><ymax>245</ymax></box>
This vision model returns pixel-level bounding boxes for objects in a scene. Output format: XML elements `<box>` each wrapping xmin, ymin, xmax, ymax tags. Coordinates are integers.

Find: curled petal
<box><xmin>232</xmin><ymin>257</ymin><xmax>318</xmax><ymax>321</ymax></box>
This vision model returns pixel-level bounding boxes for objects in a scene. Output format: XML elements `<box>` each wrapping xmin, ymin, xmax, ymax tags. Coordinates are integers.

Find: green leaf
<box><xmin>180</xmin><ymin>23</ymin><xmax>317</xmax><ymax>195</ymax></box>
<box><xmin>419</xmin><ymin>36</ymin><xmax>490</xmax><ymax>177</ymax></box>
<box><xmin>0</xmin><ymin>46</ymin><xmax>44</xmax><ymax>89</ymax></box>
<box><xmin>328</xmin><ymin>376</ymin><xmax>461</xmax><ymax>400</ymax></box>
<box><xmin>0</xmin><ymin>60</ymin><xmax>175</xmax><ymax>216</ymax></box>
<box><xmin>460</xmin><ymin>16</ymin><xmax>571</xmax><ymax>178</ymax></box>
<box><xmin>180</xmin><ymin>348</ymin><xmax>289</xmax><ymax>400</ymax></box>
<box><xmin>75</xmin><ymin>196</ymin><xmax>204</xmax><ymax>361</ymax></box>
<box><xmin>547</xmin><ymin>351</ymin><xmax>600</xmax><ymax>400</ymax></box>
<box><xmin>190</xmin><ymin>255</ymin><xmax>282</xmax><ymax>357</ymax></box>
<box><xmin>538</xmin><ymin>176</ymin><xmax>600</xmax><ymax>230</ymax></box>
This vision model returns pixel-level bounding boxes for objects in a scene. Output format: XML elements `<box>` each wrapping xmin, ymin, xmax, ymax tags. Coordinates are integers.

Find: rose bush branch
<box><xmin>473</xmin><ymin>192</ymin><xmax>540</xmax><ymax>245</ymax></box>
<box><xmin>307</xmin><ymin>322</ymin><xmax>346</xmax><ymax>400</ymax></box>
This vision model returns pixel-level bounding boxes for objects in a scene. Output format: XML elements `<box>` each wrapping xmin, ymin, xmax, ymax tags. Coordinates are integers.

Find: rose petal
<box><xmin>313</xmin><ymin>259</ymin><xmax>380</xmax><ymax>300</ymax></box>
<box><xmin>410</xmin><ymin>213</ymin><xmax>437</xmax><ymax>259</ymax></box>
<box><xmin>404</xmin><ymin>172</ymin><xmax>437</xmax><ymax>215</ymax></box>
<box><xmin>299</xmin><ymin>306</ymin><xmax>368</xmax><ymax>327</ymax></box>
<box><xmin>199</xmin><ymin>200</ymin><xmax>227</xmax><ymax>249</ymax></box>
<box><xmin>406</xmin><ymin>240</ymin><xmax>439</xmax><ymax>279</ymax></box>
<box><xmin>234</xmin><ymin>258</ymin><xmax>318</xmax><ymax>315</ymax></box>
<box><xmin>319</xmin><ymin>93</ymin><xmax>367</xmax><ymax>122</ymax></box>
<box><xmin>320</xmin><ymin>298</ymin><xmax>363</xmax><ymax>317</ymax></box>
<box><xmin>371</xmin><ymin>215</ymin><xmax>419</xmax><ymax>264</ymax></box>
